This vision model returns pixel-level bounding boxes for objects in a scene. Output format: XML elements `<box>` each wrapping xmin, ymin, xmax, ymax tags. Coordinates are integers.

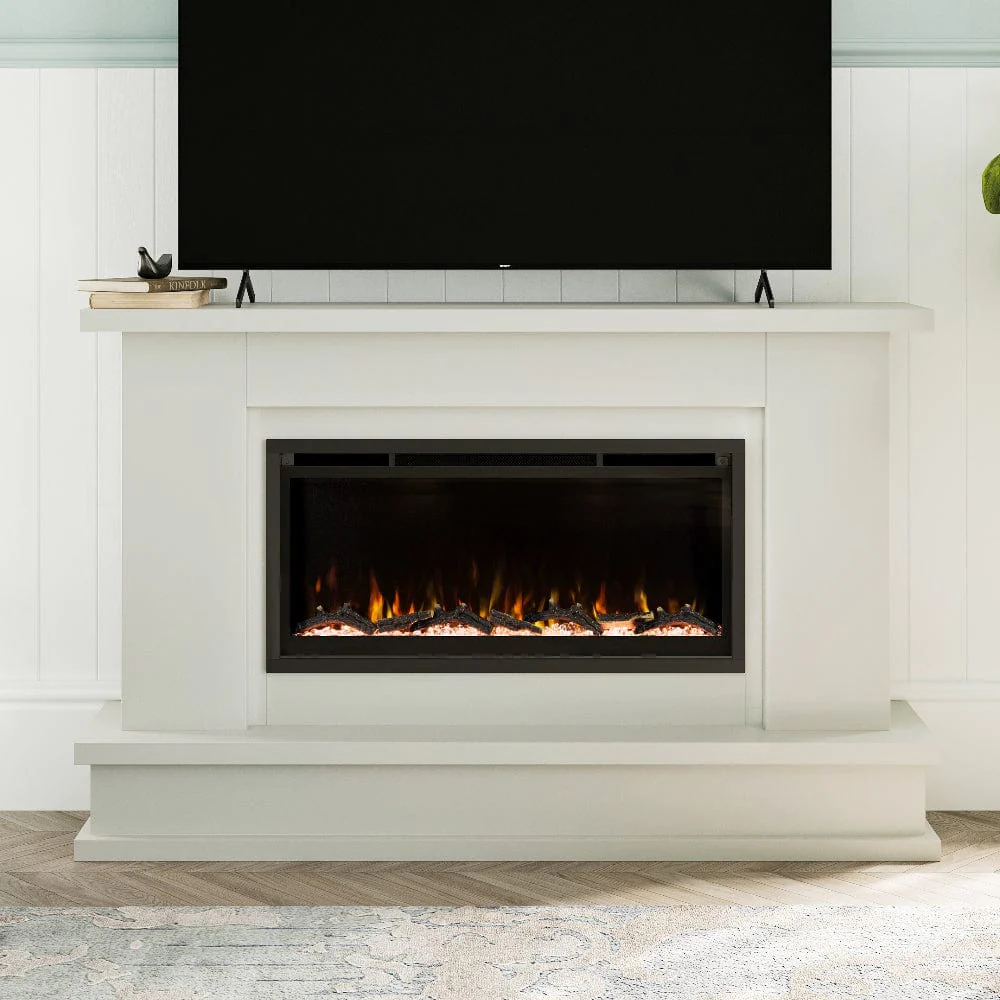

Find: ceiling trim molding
<box><xmin>0</xmin><ymin>38</ymin><xmax>177</xmax><ymax>68</ymax></box>
<box><xmin>834</xmin><ymin>39</ymin><xmax>1000</xmax><ymax>67</ymax></box>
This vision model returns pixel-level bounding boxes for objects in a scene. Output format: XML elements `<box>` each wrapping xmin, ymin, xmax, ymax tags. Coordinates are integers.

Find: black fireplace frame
<box><xmin>266</xmin><ymin>439</ymin><xmax>745</xmax><ymax>673</ymax></box>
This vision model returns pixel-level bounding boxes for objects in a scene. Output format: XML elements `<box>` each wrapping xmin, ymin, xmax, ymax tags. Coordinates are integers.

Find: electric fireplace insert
<box><xmin>267</xmin><ymin>440</ymin><xmax>744</xmax><ymax>673</ymax></box>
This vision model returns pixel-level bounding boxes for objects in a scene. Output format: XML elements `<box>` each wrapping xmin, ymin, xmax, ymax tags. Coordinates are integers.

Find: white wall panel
<box><xmin>96</xmin><ymin>69</ymin><xmax>154</xmax><ymax>682</ymax></box>
<box><xmin>559</xmin><ymin>270</ymin><xmax>619</xmax><ymax>302</ymax></box>
<box><xmin>850</xmin><ymin>69</ymin><xmax>911</xmax><ymax>682</ymax></box>
<box><xmin>0</xmin><ymin>70</ymin><xmax>40</xmax><ymax>681</ymax></box>
<box><xmin>907</xmin><ymin>70</ymin><xmax>967</xmax><ymax>682</ymax></box>
<box><xmin>619</xmin><ymin>270</ymin><xmax>677</xmax><ymax>302</ymax></box>
<box><xmin>966</xmin><ymin>69</ymin><xmax>1000</xmax><ymax>681</ymax></box>
<box><xmin>387</xmin><ymin>270</ymin><xmax>445</xmax><ymax>302</ymax></box>
<box><xmin>851</xmin><ymin>69</ymin><xmax>910</xmax><ymax>300</ymax></box>
<box><xmin>38</xmin><ymin>69</ymin><xmax>98</xmax><ymax>682</ymax></box>
<box><xmin>502</xmin><ymin>270</ymin><xmax>561</xmax><ymax>302</ymax></box>
<box><xmin>677</xmin><ymin>270</ymin><xmax>734</xmax><ymax>303</ymax></box>
<box><xmin>152</xmin><ymin>67</ymin><xmax>177</xmax><ymax>271</ymax></box>
<box><xmin>445</xmin><ymin>270</ymin><xmax>502</xmax><ymax>302</ymax></box>
<box><xmin>330</xmin><ymin>270</ymin><xmax>387</xmax><ymax>302</ymax></box>
<box><xmin>796</xmin><ymin>70</ymin><xmax>852</xmax><ymax>302</ymax></box>
<box><xmin>272</xmin><ymin>270</ymin><xmax>328</xmax><ymax>303</ymax></box>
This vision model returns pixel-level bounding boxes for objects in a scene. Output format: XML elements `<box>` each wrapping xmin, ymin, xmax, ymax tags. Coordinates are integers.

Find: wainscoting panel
<box><xmin>0</xmin><ymin>70</ymin><xmax>40</xmax><ymax>682</ymax></box>
<box><xmin>965</xmin><ymin>70</ymin><xmax>1000</xmax><ymax>683</ymax></box>
<box><xmin>849</xmin><ymin>68</ymin><xmax>910</xmax><ymax>683</ymax></box>
<box><xmin>96</xmin><ymin>69</ymin><xmax>155</xmax><ymax>683</ymax></box>
<box><xmin>153</xmin><ymin>68</ymin><xmax>178</xmax><ymax>273</ymax></box>
<box><xmin>3</xmin><ymin>66</ymin><xmax>1000</xmax><ymax>803</ymax></box>
<box><xmin>907</xmin><ymin>70</ymin><xmax>968</xmax><ymax>682</ymax></box>
<box><xmin>850</xmin><ymin>68</ymin><xmax>909</xmax><ymax>301</ymax></box>
<box><xmin>39</xmin><ymin>69</ymin><xmax>98</xmax><ymax>682</ymax></box>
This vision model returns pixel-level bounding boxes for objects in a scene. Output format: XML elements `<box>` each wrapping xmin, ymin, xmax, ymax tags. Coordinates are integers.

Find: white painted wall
<box><xmin>1</xmin><ymin>67</ymin><xmax>999</xmax><ymax>807</ymax></box>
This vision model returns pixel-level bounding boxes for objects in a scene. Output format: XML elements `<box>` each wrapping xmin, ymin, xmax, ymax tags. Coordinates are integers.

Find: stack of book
<box><xmin>79</xmin><ymin>275</ymin><xmax>226</xmax><ymax>308</ymax></box>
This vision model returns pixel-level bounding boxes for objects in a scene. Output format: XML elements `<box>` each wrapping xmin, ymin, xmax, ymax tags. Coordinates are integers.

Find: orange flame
<box><xmin>369</xmin><ymin>570</ymin><xmax>388</xmax><ymax>622</ymax></box>
<box><xmin>508</xmin><ymin>586</ymin><xmax>523</xmax><ymax>619</ymax></box>
<box><xmin>325</xmin><ymin>562</ymin><xmax>699</xmax><ymax>627</ymax></box>
<box><xmin>484</xmin><ymin>569</ymin><xmax>505</xmax><ymax>619</ymax></box>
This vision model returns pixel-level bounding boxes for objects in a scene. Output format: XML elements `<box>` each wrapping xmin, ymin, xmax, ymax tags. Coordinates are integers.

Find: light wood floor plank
<box><xmin>0</xmin><ymin>812</ymin><xmax>996</xmax><ymax>906</ymax></box>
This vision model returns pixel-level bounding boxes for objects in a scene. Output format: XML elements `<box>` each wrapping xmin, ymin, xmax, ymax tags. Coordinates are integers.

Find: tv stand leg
<box><xmin>754</xmin><ymin>269</ymin><xmax>775</xmax><ymax>308</ymax></box>
<box><xmin>235</xmin><ymin>269</ymin><xmax>255</xmax><ymax>308</ymax></box>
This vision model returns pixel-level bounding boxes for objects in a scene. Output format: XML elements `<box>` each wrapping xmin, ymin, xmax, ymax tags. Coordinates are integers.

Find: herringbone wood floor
<box><xmin>1</xmin><ymin>812</ymin><xmax>999</xmax><ymax>906</ymax></box>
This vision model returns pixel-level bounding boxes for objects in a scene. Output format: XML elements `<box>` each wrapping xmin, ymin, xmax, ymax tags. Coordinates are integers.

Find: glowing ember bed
<box><xmin>266</xmin><ymin>440</ymin><xmax>744</xmax><ymax>673</ymax></box>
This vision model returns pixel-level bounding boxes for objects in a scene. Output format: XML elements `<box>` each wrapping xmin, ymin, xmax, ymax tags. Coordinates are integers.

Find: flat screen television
<box><xmin>179</xmin><ymin>3</ymin><xmax>830</xmax><ymax>271</ymax></box>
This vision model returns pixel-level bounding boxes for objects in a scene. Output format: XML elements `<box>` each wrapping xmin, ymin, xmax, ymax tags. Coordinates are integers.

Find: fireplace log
<box><xmin>489</xmin><ymin>609</ymin><xmax>543</xmax><ymax>634</ymax></box>
<box><xmin>527</xmin><ymin>599</ymin><xmax>604</xmax><ymax>635</ymax></box>
<box><xmin>296</xmin><ymin>603</ymin><xmax>376</xmax><ymax>635</ymax></box>
<box><xmin>597</xmin><ymin>611</ymin><xmax>641</xmax><ymax>623</ymax></box>
<box><xmin>675</xmin><ymin>605</ymin><xmax>721</xmax><ymax>634</ymax></box>
<box><xmin>374</xmin><ymin>609</ymin><xmax>433</xmax><ymax>633</ymax></box>
<box><xmin>633</xmin><ymin>604</ymin><xmax>721</xmax><ymax>636</ymax></box>
<box><xmin>411</xmin><ymin>603</ymin><xmax>494</xmax><ymax>634</ymax></box>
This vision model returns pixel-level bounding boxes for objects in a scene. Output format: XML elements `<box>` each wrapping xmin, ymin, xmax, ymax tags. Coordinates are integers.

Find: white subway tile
<box><xmin>619</xmin><ymin>270</ymin><xmax>677</xmax><ymax>302</ymax></box>
<box><xmin>388</xmin><ymin>270</ymin><xmax>446</xmax><ymax>302</ymax></box>
<box><xmin>560</xmin><ymin>270</ymin><xmax>618</xmax><ymax>302</ymax></box>
<box><xmin>445</xmin><ymin>270</ymin><xmax>502</xmax><ymax>302</ymax></box>
<box><xmin>502</xmin><ymin>270</ymin><xmax>561</xmax><ymax>302</ymax></box>
<box><xmin>329</xmin><ymin>270</ymin><xmax>388</xmax><ymax>302</ymax></box>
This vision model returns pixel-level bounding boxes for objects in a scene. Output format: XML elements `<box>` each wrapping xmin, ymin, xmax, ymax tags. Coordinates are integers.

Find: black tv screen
<box><xmin>179</xmin><ymin>3</ymin><xmax>830</xmax><ymax>271</ymax></box>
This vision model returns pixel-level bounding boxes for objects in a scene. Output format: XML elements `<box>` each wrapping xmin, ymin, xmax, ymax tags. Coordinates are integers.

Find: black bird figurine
<box><xmin>137</xmin><ymin>246</ymin><xmax>172</xmax><ymax>280</ymax></box>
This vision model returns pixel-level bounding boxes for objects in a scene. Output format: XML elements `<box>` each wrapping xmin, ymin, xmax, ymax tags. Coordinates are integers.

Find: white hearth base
<box><xmin>73</xmin><ymin>823</ymin><xmax>941</xmax><ymax>864</ymax></box>
<box><xmin>75</xmin><ymin>702</ymin><xmax>939</xmax><ymax>862</ymax></box>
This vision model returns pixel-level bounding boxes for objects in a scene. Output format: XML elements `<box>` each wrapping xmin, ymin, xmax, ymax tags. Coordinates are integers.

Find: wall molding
<box><xmin>0</xmin><ymin>682</ymin><xmax>120</xmax><ymax>704</ymax></box>
<box><xmin>0</xmin><ymin>39</ymin><xmax>176</xmax><ymax>68</ymax></box>
<box><xmin>2</xmin><ymin>38</ymin><xmax>999</xmax><ymax>70</ymax></box>
<box><xmin>834</xmin><ymin>40</ymin><xmax>1000</xmax><ymax>67</ymax></box>
<box><xmin>0</xmin><ymin>681</ymin><xmax>994</xmax><ymax>707</ymax></box>
<box><xmin>0</xmin><ymin>681</ymin><xmax>992</xmax><ymax>707</ymax></box>
<box><xmin>893</xmin><ymin>682</ymin><xmax>1000</xmax><ymax>703</ymax></box>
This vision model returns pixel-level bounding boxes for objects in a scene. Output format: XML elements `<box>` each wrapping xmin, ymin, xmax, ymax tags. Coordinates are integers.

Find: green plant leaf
<box><xmin>984</xmin><ymin>154</ymin><xmax>1000</xmax><ymax>214</ymax></box>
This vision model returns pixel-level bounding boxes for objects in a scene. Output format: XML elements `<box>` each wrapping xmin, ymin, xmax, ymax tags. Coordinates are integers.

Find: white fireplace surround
<box><xmin>75</xmin><ymin>302</ymin><xmax>939</xmax><ymax>861</ymax></box>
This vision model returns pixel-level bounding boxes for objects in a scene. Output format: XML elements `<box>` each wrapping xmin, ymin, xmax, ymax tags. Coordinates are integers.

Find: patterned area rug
<box><xmin>1</xmin><ymin>906</ymin><xmax>999</xmax><ymax>998</ymax></box>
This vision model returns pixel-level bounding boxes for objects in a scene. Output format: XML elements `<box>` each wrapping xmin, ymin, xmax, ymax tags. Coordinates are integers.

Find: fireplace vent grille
<box><xmin>284</xmin><ymin>451</ymin><xmax>721</xmax><ymax>469</ymax></box>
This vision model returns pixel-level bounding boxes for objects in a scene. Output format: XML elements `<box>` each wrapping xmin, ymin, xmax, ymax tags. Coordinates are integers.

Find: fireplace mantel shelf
<box><xmin>80</xmin><ymin>301</ymin><xmax>933</xmax><ymax>335</ymax></box>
